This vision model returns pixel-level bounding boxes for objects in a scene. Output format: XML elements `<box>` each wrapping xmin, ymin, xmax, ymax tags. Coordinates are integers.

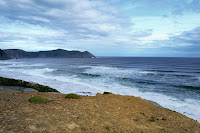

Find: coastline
<box><xmin>0</xmin><ymin>76</ymin><xmax>200</xmax><ymax>132</ymax></box>
<box><xmin>0</xmin><ymin>85</ymin><xmax>163</xmax><ymax>108</ymax></box>
<box><xmin>0</xmin><ymin>76</ymin><xmax>163</xmax><ymax>108</ymax></box>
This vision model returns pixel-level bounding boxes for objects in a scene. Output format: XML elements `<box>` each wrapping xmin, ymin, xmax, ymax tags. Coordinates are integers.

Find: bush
<box><xmin>29</xmin><ymin>96</ymin><xmax>50</xmax><ymax>103</ymax></box>
<box><xmin>0</xmin><ymin>76</ymin><xmax>59</xmax><ymax>92</ymax></box>
<box><xmin>105</xmin><ymin>126</ymin><xmax>110</xmax><ymax>130</ymax></box>
<box><xmin>103</xmin><ymin>92</ymin><xmax>112</xmax><ymax>95</ymax></box>
<box><xmin>65</xmin><ymin>93</ymin><xmax>81</xmax><ymax>99</ymax></box>
<box><xmin>149</xmin><ymin>117</ymin><xmax>155</xmax><ymax>122</ymax></box>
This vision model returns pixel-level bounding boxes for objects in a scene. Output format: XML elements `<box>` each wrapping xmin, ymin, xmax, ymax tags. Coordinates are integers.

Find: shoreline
<box><xmin>0</xmin><ymin>76</ymin><xmax>199</xmax><ymax>123</ymax></box>
<box><xmin>0</xmin><ymin>85</ymin><xmax>163</xmax><ymax>108</ymax></box>
<box><xmin>0</xmin><ymin>76</ymin><xmax>163</xmax><ymax>108</ymax></box>
<box><xmin>0</xmin><ymin>76</ymin><xmax>163</xmax><ymax>106</ymax></box>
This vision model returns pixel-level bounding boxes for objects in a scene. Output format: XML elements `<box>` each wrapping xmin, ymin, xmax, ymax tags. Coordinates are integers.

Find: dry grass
<box><xmin>0</xmin><ymin>90</ymin><xmax>200</xmax><ymax>133</ymax></box>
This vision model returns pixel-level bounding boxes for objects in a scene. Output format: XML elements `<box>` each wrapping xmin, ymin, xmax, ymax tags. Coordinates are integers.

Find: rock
<box><xmin>96</xmin><ymin>93</ymin><xmax>102</xmax><ymax>96</ymax></box>
<box><xmin>29</xmin><ymin>125</ymin><xmax>37</xmax><ymax>131</ymax></box>
<box><xmin>66</xmin><ymin>123</ymin><xmax>79</xmax><ymax>130</ymax></box>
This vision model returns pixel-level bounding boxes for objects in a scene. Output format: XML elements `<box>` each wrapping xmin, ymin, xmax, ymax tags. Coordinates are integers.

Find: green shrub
<box><xmin>105</xmin><ymin>126</ymin><xmax>110</xmax><ymax>130</ymax></box>
<box><xmin>65</xmin><ymin>93</ymin><xmax>80</xmax><ymax>99</ymax></box>
<box><xmin>140</xmin><ymin>112</ymin><xmax>145</xmax><ymax>115</ymax></box>
<box><xmin>162</xmin><ymin>118</ymin><xmax>167</xmax><ymax>121</ymax></box>
<box><xmin>21</xmin><ymin>89</ymin><xmax>24</xmax><ymax>93</ymax></box>
<box><xmin>103</xmin><ymin>92</ymin><xmax>112</xmax><ymax>94</ymax></box>
<box><xmin>0</xmin><ymin>77</ymin><xmax>59</xmax><ymax>92</ymax></box>
<box><xmin>149</xmin><ymin>117</ymin><xmax>155</xmax><ymax>122</ymax></box>
<box><xmin>29</xmin><ymin>96</ymin><xmax>50</xmax><ymax>103</ymax></box>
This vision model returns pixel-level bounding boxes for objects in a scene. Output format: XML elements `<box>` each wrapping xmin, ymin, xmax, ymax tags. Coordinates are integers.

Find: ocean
<box><xmin>0</xmin><ymin>57</ymin><xmax>200</xmax><ymax>122</ymax></box>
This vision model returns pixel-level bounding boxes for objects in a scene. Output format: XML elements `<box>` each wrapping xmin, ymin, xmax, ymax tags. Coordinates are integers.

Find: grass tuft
<box><xmin>29</xmin><ymin>96</ymin><xmax>50</xmax><ymax>103</ymax></box>
<box><xmin>103</xmin><ymin>92</ymin><xmax>113</xmax><ymax>95</ymax></box>
<box><xmin>140</xmin><ymin>112</ymin><xmax>145</xmax><ymax>115</ymax></box>
<box><xmin>105</xmin><ymin>126</ymin><xmax>110</xmax><ymax>130</ymax></box>
<box><xmin>65</xmin><ymin>93</ymin><xmax>81</xmax><ymax>99</ymax></box>
<box><xmin>81</xmin><ymin>127</ymin><xmax>86</xmax><ymax>131</ymax></box>
<box><xmin>5</xmin><ymin>99</ymin><xmax>10</xmax><ymax>102</ymax></box>
<box><xmin>133</xmin><ymin>118</ymin><xmax>138</xmax><ymax>121</ymax></box>
<box><xmin>149</xmin><ymin>117</ymin><xmax>155</xmax><ymax>122</ymax></box>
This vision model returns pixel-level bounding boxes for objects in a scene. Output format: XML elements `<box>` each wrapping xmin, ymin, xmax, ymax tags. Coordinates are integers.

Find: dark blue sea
<box><xmin>0</xmin><ymin>57</ymin><xmax>200</xmax><ymax>121</ymax></box>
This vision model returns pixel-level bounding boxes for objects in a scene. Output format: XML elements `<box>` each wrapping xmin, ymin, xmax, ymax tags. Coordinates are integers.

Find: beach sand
<box><xmin>0</xmin><ymin>90</ymin><xmax>200</xmax><ymax>133</ymax></box>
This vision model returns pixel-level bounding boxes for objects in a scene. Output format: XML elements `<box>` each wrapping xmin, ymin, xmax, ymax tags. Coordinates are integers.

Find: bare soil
<box><xmin>0</xmin><ymin>90</ymin><xmax>200</xmax><ymax>133</ymax></box>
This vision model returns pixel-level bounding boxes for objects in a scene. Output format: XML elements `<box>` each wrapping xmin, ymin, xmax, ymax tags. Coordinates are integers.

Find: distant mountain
<box><xmin>3</xmin><ymin>49</ymin><xmax>96</xmax><ymax>59</ymax></box>
<box><xmin>0</xmin><ymin>49</ymin><xmax>10</xmax><ymax>60</ymax></box>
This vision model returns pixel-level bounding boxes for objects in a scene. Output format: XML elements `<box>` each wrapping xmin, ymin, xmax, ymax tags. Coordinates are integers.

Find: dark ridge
<box><xmin>0</xmin><ymin>76</ymin><xmax>59</xmax><ymax>92</ymax></box>
<box><xmin>3</xmin><ymin>49</ymin><xmax>96</xmax><ymax>59</ymax></box>
<box><xmin>0</xmin><ymin>49</ymin><xmax>10</xmax><ymax>60</ymax></box>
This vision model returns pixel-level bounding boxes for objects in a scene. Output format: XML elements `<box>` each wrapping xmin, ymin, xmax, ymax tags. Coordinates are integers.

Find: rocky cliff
<box><xmin>0</xmin><ymin>49</ymin><xmax>10</xmax><ymax>60</ymax></box>
<box><xmin>3</xmin><ymin>49</ymin><xmax>96</xmax><ymax>59</ymax></box>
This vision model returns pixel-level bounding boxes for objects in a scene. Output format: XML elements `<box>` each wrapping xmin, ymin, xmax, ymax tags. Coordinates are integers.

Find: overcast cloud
<box><xmin>0</xmin><ymin>0</ymin><xmax>200</xmax><ymax>57</ymax></box>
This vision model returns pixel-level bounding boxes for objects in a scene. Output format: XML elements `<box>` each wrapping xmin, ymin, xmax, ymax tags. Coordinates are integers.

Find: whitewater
<box><xmin>0</xmin><ymin>57</ymin><xmax>200</xmax><ymax>122</ymax></box>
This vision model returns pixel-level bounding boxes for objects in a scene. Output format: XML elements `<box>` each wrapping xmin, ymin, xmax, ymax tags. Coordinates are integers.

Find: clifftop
<box><xmin>0</xmin><ymin>90</ymin><xmax>200</xmax><ymax>132</ymax></box>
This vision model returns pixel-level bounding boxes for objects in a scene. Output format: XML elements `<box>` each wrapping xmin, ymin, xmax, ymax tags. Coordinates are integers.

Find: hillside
<box><xmin>0</xmin><ymin>49</ymin><xmax>10</xmax><ymax>60</ymax></box>
<box><xmin>3</xmin><ymin>49</ymin><xmax>96</xmax><ymax>59</ymax></box>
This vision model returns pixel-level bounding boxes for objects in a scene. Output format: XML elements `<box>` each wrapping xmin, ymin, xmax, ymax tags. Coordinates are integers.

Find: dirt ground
<box><xmin>0</xmin><ymin>90</ymin><xmax>200</xmax><ymax>133</ymax></box>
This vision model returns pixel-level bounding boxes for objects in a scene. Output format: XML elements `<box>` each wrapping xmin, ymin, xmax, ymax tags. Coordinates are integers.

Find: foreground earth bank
<box><xmin>0</xmin><ymin>90</ymin><xmax>200</xmax><ymax>133</ymax></box>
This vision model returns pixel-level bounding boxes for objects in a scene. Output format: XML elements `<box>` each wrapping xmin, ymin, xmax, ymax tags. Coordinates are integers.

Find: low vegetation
<box><xmin>0</xmin><ymin>76</ymin><xmax>59</xmax><ymax>92</ymax></box>
<box><xmin>65</xmin><ymin>93</ymin><xmax>81</xmax><ymax>99</ymax></box>
<box><xmin>29</xmin><ymin>96</ymin><xmax>50</xmax><ymax>103</ymax></box>
<box><xmin>103</xmin><ymin>92</ymin><xmax>113</xmax><ymax>94</ymax></box>
<box><xmin>140</xmin><ymin>112</ymin><xmax>145</xmax><ymax>115</ymax></box>
<box><xmin>149</xmin><ymin>117</ymin><xmax>155</xmax><ymax>122</ymax></box>
<box><xmin>133</xmin><ymin>118</ymin><xmax>138</xmax><ymax>121</ymax></box>
<box><xmin>105</xmin><ymin>126</ymin><xmax>110</xmax><ymax>130</ymax></box>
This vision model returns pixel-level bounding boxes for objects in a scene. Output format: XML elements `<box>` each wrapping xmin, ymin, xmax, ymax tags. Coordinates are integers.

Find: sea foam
<box><xmin>0</xmin><ymin>59</ymin><xmax>200</xmax><ymax>122</ymax></box>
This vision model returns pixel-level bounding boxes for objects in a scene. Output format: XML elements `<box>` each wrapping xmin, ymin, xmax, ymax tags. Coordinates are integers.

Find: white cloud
<box><xmin>0</xmin><ymin>0</ymin><xmax>200</xmax><ymax>56</ymax></box>
<box><xmin>19</xmin><ymin>16</ymin><xmax>50</xmax><ymax>23</ymax></box>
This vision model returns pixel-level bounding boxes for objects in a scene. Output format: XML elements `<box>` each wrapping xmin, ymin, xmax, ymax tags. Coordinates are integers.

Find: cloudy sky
<box><xmin>0</xmin><ymin>0</ymin><xmax>200</xmax><ymax>57</ymax></box>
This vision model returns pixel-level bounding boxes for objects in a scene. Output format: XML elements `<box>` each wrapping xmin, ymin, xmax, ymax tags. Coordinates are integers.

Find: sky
<box><xmin>0</xmin><ymin>0</ymin><xmax>200</xmax><ymax>57</ymax></box>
